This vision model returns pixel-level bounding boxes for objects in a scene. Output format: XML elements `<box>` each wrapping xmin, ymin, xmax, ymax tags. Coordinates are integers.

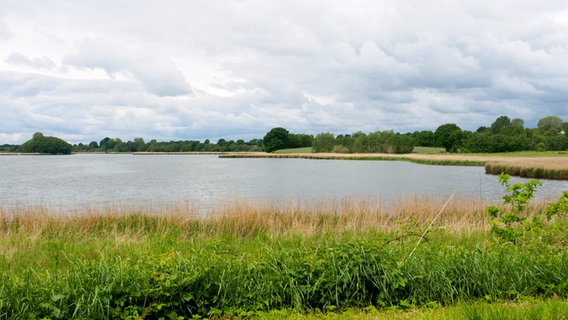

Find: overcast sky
<box><xmin>1</xmin><ymin>1</ymin><xmax>568</xmax><ymax>144</ymax></box>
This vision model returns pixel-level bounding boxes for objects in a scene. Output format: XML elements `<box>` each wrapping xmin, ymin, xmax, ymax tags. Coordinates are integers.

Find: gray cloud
<box><xmin>0</xmin><ymin>1</ymin><xmax>568</xmax><ymax>144</ymax></box>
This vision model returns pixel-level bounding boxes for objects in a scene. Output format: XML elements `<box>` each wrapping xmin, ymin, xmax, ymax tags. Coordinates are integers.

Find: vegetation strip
<box><xmin>221</xmin><ymin>152</ymin><xmax>568</xmax><ymax>180</ymax></box>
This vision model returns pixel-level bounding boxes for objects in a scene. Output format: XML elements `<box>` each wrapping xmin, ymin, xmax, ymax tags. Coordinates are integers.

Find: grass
<box><xmin>485</xmin><ymin>158</ymin><xmax>568</xmax><ymax>179</ymax></box>
<box><xmin>412</xmin><ymin>147</ymin><xmax>447</xmax><ymax>155</ymax></box>
<box><xmin>222</xmin><ymin>148</ymin><xmax>568</xmax><ymax>179</ymax></box>
<box><xmin>254</xmin><ymin>299</ymin><xmax>568</xmax><ymax>319</ymax></box>
<box><xmin>274</xmin><ymin>147</ymin><xmax>313</xmax><ymax>154</ymax></box>
<box><xmin>1</xmin><ymin>193</ymin><xmax>567</xmax><ymax>319</ymax></box>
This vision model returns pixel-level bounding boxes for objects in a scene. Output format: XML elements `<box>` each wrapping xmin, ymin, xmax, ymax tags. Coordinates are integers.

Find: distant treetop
<box><xmin>20</xmin><ymin>132</ymin><xmax>72</xmax><ymax>154</ymax></box>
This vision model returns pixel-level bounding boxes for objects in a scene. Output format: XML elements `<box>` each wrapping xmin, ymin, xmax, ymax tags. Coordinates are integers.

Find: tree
<box><xmin>538</xmin><ymin>116</ymin><xmax>563</xmax><ymax>135</ymax></box>
<box><xmin>20</xmin><ymin>132</ymin><xmax>72</xmax><ymax>154</ymax></box>
<box><xmin>490</xmin><ymin>116</ymin><xmax>511</xmax><ymax>134</ymax></box>
<box><xmin>133</xmin><ymin>137</ymin><xmax>146</xmax><ymax>152</ymax></box>
<box><xmin>434</xmin><ymin>124</ymin><xmax>463</xmax><ymax>152</ymax></box>
<box><xmin>88</xmin><ymin>141</ymin><xmax>99</xmax><ymax>150</ymax></box>
<box><xmin>288</xmin><ymin>133</ymin><xmax>314</xmax><ymax>148</ymax></box>
<box><xmin>312</xmin><ymin>133</ymin><xmax>335</xmax><ymax>153</ymax></box>
<box><xmin>263</xmin><ymin>127</ymin><xmax>290</xmax><ymax>152</ymax></box>
<box><xmin>413</xmin><ymin>130</ymin><xmax>434</xmax><ymax>147</ymax></box>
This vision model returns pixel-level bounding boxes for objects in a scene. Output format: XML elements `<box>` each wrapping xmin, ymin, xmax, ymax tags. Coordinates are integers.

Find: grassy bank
<box><xmin>1</xmin><ymin>192</ymin><xmax>567</xmax><ymax>319</ymax></box>
<box><xmin>219</xmin><ymin>152</ymin><xmax>486</xmax><ymax>166</ymax></box>
<box><xmin>485</xmin><ymin>158</ymin><xmax>568</xmax><ymax>180</ymax></box>
<box><xmin>220</xmin><ymin>151</ymin><xmax>568</xmax><ymax>180</ymax></box>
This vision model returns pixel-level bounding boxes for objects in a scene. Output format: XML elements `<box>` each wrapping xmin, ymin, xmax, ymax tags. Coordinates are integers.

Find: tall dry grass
<box><xmin>0</xmin><ymin>196</ymin><xmax>494</xmax><ymax>242</ymax></box>
<box><xmin>486</xmin><ymin>158</ymin><xmax>568</xmax><ymax>179</ymax></box>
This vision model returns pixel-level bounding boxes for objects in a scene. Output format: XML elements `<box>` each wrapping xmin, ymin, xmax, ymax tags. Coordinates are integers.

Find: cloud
<box><xmin>0</xmin><ymin>1</ymin><xmax>567</xmax><ymax>144</ymax></box>
<box><xmin>63</xmin><ymin>39</ymin><xmax>193</xmax><ymax>97</ymax></box>
<box><xmin>6</xmin><ymin>52</ymin><xmax>56</xmax><ymax>70</ymax></box>
<box><xmin>0</xmin><ymin>16</ymin><xmax>10</xmax><ymax>40</ymax></box>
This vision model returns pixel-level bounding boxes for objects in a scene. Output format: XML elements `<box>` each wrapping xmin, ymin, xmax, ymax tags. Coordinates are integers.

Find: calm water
<box><xmin>1</xmin><ymin>154</ymin><xmax>567</xmax><ymax>212</ymax></box>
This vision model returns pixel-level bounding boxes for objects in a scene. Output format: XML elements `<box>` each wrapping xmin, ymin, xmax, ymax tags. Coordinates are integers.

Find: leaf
<box><xmin>51</xmin><ymin>294</ymin><xmax>66</xmax><ymax>302</ymax></box>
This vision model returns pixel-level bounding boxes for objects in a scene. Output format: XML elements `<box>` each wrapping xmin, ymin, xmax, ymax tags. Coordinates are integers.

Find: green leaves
<box><xmin>487</xmin><ymin>173</ymin><xmax>567</xmax><ymax>250</ymax></box>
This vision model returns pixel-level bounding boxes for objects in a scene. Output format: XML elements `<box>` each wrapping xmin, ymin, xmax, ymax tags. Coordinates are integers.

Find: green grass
<box><xmin>253</xmin><ymin>299</ymin><xmax>568</xmax><ymax>319</ymax></box>
<box><xmin>412</xmin><ymin>147</ymin><xmax>447</xmax><ymax>154</ymax></box>
<box><xmin>274</xmin><ymin>147</ymin><xmax>313</xmax><ymax>154</ymax></box>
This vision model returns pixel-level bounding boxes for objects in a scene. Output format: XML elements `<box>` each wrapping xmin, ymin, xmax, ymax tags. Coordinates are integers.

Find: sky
<box><xmin>1</xmin><ymin>1</ymin><xmax>568</xmax><ymax>144</ymax></box>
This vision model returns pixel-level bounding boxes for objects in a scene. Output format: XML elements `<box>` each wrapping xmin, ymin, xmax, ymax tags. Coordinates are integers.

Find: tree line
<box><xmin>263</xmin><ymin>115</ymin><xmax>567</xmax><ymax>154</ymax></box>
<box><xmin>1</xmin><ymin>115</ymin><xmax>566</xmax><ymax>154</ymax></box>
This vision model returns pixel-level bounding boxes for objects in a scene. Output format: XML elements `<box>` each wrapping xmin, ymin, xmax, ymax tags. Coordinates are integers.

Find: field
<box><xmin>1</xmin><ymin>184</ymin><xmax>568</xmax><ymax>319</ymax></box>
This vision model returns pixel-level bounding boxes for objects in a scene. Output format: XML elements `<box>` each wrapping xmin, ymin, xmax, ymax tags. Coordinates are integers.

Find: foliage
<box><xmin>263</xmin><ymin>127</ymin><xmax>291</xmax><ymax>152</ymax></box>
<box><xmin>486</xmin><ymin>174</ymin><xmax>567</xmax><ymax>249</ymax></box>
<box><xmin>333</xmin><ymin>130</ymin><xmax>414</xmax><ymax>154</ymax></box>
<box><xmin>312</xmin><ymin>132</ymin><xmax>335</xmax><ymax>153</ymax></box>
<box><xmin>465</xmin><ymin>132</ymin><xmax>529</xmax><ymax>153</ymax></box>
<box><xmin>434</xmin><ymin>124</ymin><xmax>463</xmax><ymax>152</ymax></box>
<box><xmin>490</xmin><ymin>115</ymin><xmax>511</xmax><ymax>134</ymax></box>
<box><xmin>485</xmin><ymin>174</ymin><xmax>541</xmax><ymax>243</ymax></box>
<box><xmin>19</xmin><ymin>132</ymin><xmax>71</xmax><ymax>154</ymax></box>
<box><xmin>412</xmin><ymin>130</ymin><xmax>434</xmax><ymax>147</ymax></box>
<box><xmin>538</xmin><ymin>115</ymin><xmax>563</xmax><ymax>135</ymax></box>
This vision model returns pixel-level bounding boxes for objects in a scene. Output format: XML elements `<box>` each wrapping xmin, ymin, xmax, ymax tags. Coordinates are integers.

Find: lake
<box><xmin>1</xmin><ymin>154</ymin><xmax>567</xmax><ymax>213</ymax></box>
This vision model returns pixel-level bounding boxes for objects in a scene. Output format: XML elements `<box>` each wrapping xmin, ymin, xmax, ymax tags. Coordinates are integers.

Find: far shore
<box><xmin>221</xmin><ymin>151</ymin><xmax>568</xmax><ymax>180</ymax></box>
<box><xmin>3</xmin><ymin>150</ymin><xmax>567</xmax><ymax>179</ymax></box>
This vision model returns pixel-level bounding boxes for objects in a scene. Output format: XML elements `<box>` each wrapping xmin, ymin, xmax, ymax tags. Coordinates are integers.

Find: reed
<box><xmin>486</xmin><ymin>159</ymin><xmax>568</xmax><ymax>180</ymax></box>
<box><xmin>0</xmin><ymin>196</ymin><xmax>489</xmax><ymax>240</ymax></box>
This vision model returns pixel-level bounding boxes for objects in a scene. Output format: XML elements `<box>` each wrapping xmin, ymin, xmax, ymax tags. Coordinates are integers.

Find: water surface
<box><xmin>1</xmin><ymin>154</ymin><xmax>566</xmax><ymax>212</ymax></box>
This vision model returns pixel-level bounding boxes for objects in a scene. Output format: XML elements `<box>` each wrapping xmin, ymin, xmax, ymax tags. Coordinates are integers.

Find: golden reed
<box><xmin>0</xmin><ymin>196</ymin><xmax>495</xmax><ymax>239</ymax></box>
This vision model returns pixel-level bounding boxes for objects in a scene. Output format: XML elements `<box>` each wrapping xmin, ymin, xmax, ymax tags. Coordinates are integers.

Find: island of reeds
<box><xmin>1</xmin><ymin>174</ymin><xmax>568</xmax><ymax>319</ymax></box>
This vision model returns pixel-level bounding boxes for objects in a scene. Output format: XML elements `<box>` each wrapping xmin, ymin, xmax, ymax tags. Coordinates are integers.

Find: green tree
<box><xmin>413</xmin><ymin>130</ymin><xmax>434</xmax><ymax>147</ymax></box>
<box><xmin>263</xmin><ymin>127</ymin><xmax>290</xmax><ymax>152</ymax></box>
<box><xmin>20</xmin><ymin>132</ymin><xmax>72</xmax><ymax>154</ymax></box>
<box><xmin>288</xmin><ymin>133</ymin><xmax>314</xmax><ymax>148</ymax></box>
<box><xmin>434</xmin><ymin>123</ymin><xmax>463</xmax><ymax>152</ymax></box>
<box><xmin>538</xmin><ymin>115</ymin><xmax>563</xmax><ymax>135</ymax></box>
<box><xmin>387</xmin><ymin>133</ymin><xmax>414</xmax><ymax>154</ymax></box>
<box><xmin>312</xmin><ymin>132</ymin><xmax>335</xmax><ymax>153</ymax></box>
<box><xmin>133</xmin><ymin>137</ymin><xmax>146</xmax><ymax>152</ymax></box>
<box><xmin>87</xmin><ymin>141</ymin><xmax>99</xmax><ymax>150</ymax></box>
<box><xmin>490</xmin><ymin>116</ymin><xmax>511</xmax><ymax>134</ymax></box>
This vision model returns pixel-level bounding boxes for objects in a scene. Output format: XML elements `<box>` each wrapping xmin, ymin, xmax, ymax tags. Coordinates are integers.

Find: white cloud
<box><xmin>6</xmin><ymin>52</ymin><xmax>56</xmax><ymax>70</ymax></box>
<box><xmin>0</xmin><ymin>1</ymin><xmax>567</xmax><ymax>144</ymax></box>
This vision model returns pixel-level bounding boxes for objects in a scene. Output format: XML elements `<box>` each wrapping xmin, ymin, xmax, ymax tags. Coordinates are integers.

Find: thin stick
<box><xmin>405</xmin><ymin>193</ymin><xmax>455</xmax><ymax>261</ymax></box>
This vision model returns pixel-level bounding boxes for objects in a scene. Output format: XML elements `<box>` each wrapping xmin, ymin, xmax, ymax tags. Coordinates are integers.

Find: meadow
<box><xmin>1</xmin><ymin>177</ymin><xmax>568</xmax><ymax>319</ymax></box>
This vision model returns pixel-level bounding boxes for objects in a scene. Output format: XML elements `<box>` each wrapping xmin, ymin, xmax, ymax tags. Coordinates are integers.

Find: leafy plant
<box><xmin>485</xmin><ymin>173</ymin><xmax>541</xmax><ymax>243</ymax></box>
<box><xmin>486</xmin><ymin>173</ymin><xmax>568</xmax><ymax>250</ymax></box>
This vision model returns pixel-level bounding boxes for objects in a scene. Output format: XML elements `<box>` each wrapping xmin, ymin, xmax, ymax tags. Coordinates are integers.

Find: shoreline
<box><xmin>2</xmin><ymin>151</ymin><xmax>567</xmax><ymax>180</ymax></box>
<box><xmin>221</xmin><ymin>152</ymin><xmax>568</xmax><ymax>180</ymax></box>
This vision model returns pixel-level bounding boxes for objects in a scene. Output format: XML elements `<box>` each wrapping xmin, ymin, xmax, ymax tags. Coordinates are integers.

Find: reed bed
<box><xmin>0</xmin><ymin>196</ymin><xmax>490</xmax><ymax>240</ymax></box>
<box><xmin>486</xmin><ymin>158</ymin><xmax>568</xmax><ymax>180</ymax></box>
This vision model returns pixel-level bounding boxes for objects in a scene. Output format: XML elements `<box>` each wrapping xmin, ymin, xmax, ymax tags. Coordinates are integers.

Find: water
<box><xmin>1</xmin><ymin>154</ymin><xmax>567</xmax><ymax>212</ymax></box>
